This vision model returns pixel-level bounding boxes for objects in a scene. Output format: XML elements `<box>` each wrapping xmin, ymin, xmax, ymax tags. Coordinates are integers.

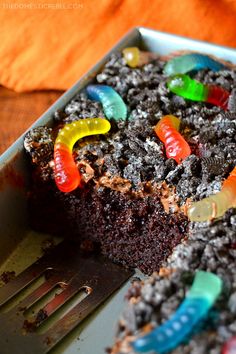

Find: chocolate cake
<box><xmin>24</xmin><ymin>48</ymin><xmax>236</xmax><ymax>352</ymax></box>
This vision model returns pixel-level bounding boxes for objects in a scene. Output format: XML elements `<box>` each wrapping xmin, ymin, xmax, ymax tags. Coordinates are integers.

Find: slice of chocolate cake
<box><xmin>24</xmin><ymin>110</ymin><xmax>188</xmax><ymax>274</ymax></box>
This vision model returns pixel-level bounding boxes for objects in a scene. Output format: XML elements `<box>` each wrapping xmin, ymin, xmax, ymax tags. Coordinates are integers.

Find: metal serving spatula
<box><xmin>0</xmin><ymin>240</ymin><xmax>133</xmax><ymax>354</ymax></box>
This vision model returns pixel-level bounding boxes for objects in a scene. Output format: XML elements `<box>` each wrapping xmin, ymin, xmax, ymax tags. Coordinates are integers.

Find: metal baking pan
<box><xmin>0</xmin><ymin>27</ymin><xmax>236</xmax><ymax>354</ymax></box>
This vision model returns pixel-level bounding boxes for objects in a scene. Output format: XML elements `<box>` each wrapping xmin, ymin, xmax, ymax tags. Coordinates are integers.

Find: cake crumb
<box><xmin>0</xmin><ymin>270</ymin><xmax>16</xmax><ymax>284</ymax></box>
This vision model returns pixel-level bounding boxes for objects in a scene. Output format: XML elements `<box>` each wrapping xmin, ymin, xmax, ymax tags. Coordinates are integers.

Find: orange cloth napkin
<box><xmin>0</xmin><ymin>0</ymin><xmax>236</xmax><ymax>92</ymax></box>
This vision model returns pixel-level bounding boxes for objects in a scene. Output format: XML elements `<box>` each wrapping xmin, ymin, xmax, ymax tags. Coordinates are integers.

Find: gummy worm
<box><xmin>167</xmin><ymin>74</ymin><xmax>230</xmax><ymax>110</ymax></box>
<box><xmin>164</xmin><ymin>53</ymin><xmax>226</xmax><ymax>76</ymax></box>
<box><xmin>86</xmin><ymin>85</ymin><xmax>127</xmax><ymax>121</ymax></box>
<box><xmin>188</xmin><ymin>166</ymin><xmax>236</xmax><ymax>222</ymax></box>
<box><xmin>222</xmin><ymin>336</ymin><xmax>236</xmax><ymax>354</ymax></box>
<box><xmin>122</xmin><ymin>47</ymin><xmax>158</xmax><ymax>68</ymax></box>
<box><xmin>154</xmin><ymin>115</ymin><xmax>191</xmax><ymax>164</ymax></box>
<box><xmin>132</xmin><ymin>271</ymin><xmax>222</xmax><ymax>354</ymax></box>
<box><xmin>54</xmin><ymin>118</ymin><xmax>111</xmax><ymax>193</ymax></box>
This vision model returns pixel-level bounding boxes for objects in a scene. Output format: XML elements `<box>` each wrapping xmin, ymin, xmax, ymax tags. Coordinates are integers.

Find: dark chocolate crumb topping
<box><xmin>24</xmin><ymin>55</ymin><xmax>236</xmax><ymax>201</ymax></box>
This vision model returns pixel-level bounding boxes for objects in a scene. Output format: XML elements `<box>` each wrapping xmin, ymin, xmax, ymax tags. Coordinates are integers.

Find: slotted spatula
<box><xmin>0</xmin><ymin>240</ymin><xmax>133</xmax><ymax>354</ymax></box>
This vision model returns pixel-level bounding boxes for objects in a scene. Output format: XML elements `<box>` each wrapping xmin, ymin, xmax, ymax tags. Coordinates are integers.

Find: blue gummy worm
<box><xmin>132</xmin><ymin>297</ymin><xmax>210</xmax><ymax>354</ymax></box>
<box><xmin>164</xmin><ymin>53</ymin><xmax>226</xmax><ymax>76</ymax></box>
<box><xmin>86</xmin><ymin>85</ymin><xmax>127</xmax><ymax>121</ymax></box>
<box><xmin>132</xmin><ymin>271</ymin><xmax>222</xmax><ymax>353</ymax></box>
